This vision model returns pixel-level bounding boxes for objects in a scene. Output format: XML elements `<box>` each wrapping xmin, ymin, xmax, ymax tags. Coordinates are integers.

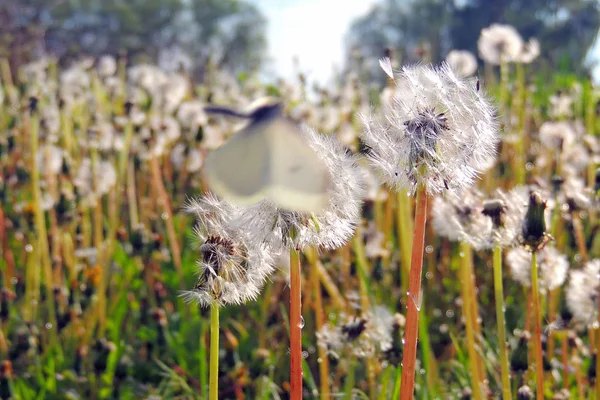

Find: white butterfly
<box><xmin>204</xmin><ymin>98</ymin><xmax>330</xmax><ymax>213</ymax></box>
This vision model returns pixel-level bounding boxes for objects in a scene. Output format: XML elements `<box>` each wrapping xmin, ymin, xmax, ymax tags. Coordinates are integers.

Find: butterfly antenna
<box><xmin>204</xmin><ymin>105</ymin><xmax>252</xmax><ymax>119</ymax></box>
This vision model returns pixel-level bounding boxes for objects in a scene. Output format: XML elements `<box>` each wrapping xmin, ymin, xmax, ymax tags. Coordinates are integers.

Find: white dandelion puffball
<box><xmin>183</xmin><ymin>194</ymin><xmax>275</xmax><ymax>308</ymax></box>
<box><xmin>361</xmin><ymin>62</ymin><xmax>499</xmax><ymax>195</ymax></box>
<box><xmin>478</xmin><ymin>24</ymin><xmax>524</xmax><ymax>65</ymax></box>
<box><xmin>445</xmin><ymin>50</ymin><xmax>478</xmax><ymax>77</ymax></box>
<box><xmin>507</xmin><ymin>246</ymin><xmax>569</xmax><ymax>291</ymax></box>
<box><xmin>566</xmin><ymin>260</ymin><xmax>600</xmax><ymax>327</ymax></box>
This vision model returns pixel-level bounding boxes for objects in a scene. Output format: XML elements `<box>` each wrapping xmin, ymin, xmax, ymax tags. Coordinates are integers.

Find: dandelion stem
<box><xmin>493</xmin><ymin>246</ymin><xmax>512</xmax><ymax>400</ymax></box>
<box><xmin>400</xmin><ymin>185</ymin><xmax>428</xmax><ymax>400</ymax></box>
<box><xmin>308</xmin><ymin>247</ymin><xmax>330</xmax><ymax>399</ymax></box>
<box><xmin>149</xmin><ymin>156</ymin><xmax>183</xmax><ymax>283</ymax></box>
<box><xmin>530</xmin><ymin>251</ymin><xmax>544</xmax><ymax>400</ymax></box>
<box><xmin>209</xmin><ymin>303</ymin><xmax>220</xmax><ymax>400</ymax></box>
<box><xmin>289</xmin><ymin>246</ymin><xmax>303</xmax><ymax>400</ymax></box>
<box><xmin>30</xmin><ymin>112</ymin><xmax>59</xmax><ymax>348</ymax></box>
<box><xmin>596</xmin><ymin>286</ymin><xmax>600</xmax><ymax>400</ymax></box>
<box><xmin>459</xmin><ymin>243</ymin><xmax>482</xmax><ymax>400</ymax></box>
<box><xmin>561</xmin><ymin>335</ymin><xmax>568</xmax><ymax>389</ymax></box>
<box><xmin>396</xmin><ymin>190</ymin><xmax>413</xmax><ymax>295</ymax></box>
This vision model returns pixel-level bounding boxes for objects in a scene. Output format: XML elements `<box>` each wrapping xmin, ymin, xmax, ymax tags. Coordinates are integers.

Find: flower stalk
<box><xmin>209</xmin><ymin>303</ymin><xmax>220</xmax><ymax>400</ymax></box>
<box><xmin>493</xmin><ymin>246</ymin><xmax>512</xmax><ymax>399</ymax></box>
<box><xmin>460</xmin><ymin>243</ymin><xmax>483</xmax><ymax>400</ymax></box>
<box><xmin>530</xmin><ymin>250</ymin><xmax>544</xmax><ymax>400</ymax></box>
<box><xmin>290</xmin><ymin>246</ymin><xmax>303</xmax><ymax>399</ymax></box>
<box><xmin>400</xmin><ymin>185</ymin><xmax>428</xmax><ymax>399</ymax></box>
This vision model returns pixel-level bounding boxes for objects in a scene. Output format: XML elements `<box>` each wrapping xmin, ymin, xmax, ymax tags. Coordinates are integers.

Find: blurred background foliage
<box><xmin>1</xmin><ymin>0</ymin><xmax>599</xmax><ymax>84</ymax></box>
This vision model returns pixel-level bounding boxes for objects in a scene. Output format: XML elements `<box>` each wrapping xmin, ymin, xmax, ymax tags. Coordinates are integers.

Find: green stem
<box><xmin>200</xmin><ymin>319</ymin><xmax>208</xmax><ymax>399</ymax></box>
<box><xmin>493</xmin><ymin>246</ymin><xmax>512</xmax><ymax>400</ymax></box>
<box><xmin>460</xmin><ymin>243</ymin><xmax>482</xmax><ymax>400</ymax></box>
<box><xmin>209</xmin><ymin>303</ymin><xmax>220</xmax><ymax>400</ymax></box>
<box><xmin>530</xmin><ymin>251</ymin><xmax>544</xmax><ymax>400</ymax></box>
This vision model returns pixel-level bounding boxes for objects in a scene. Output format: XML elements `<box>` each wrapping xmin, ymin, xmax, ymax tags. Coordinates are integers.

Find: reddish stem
<box><xmin>400</xmin><ymin>186</ymin><xmax>428</xmax><ymax>400</ymax></box>
<box><xmin>290</xmin><ymin>247</ymin><xmax>303</xmax><ymax>399</ymax></box>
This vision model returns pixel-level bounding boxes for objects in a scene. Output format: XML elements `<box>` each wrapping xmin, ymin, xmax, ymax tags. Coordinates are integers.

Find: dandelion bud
<box><xmin>460</xmin><ymin>387</ymin><xmax>472</xmax><ymax>400</ymax></box>
<box><xmin>510</xmin><ymin>331</ymin><xmax>530</xmax><ymax>373</ymax></box>
<box><xmin>551</xmin><ymin>175</ymin><xmax>564</xmax><ymax>195</ymax></box>
<box><xmin>521</xmin><ymin>191</ymin><xmax>548</xmax><ymax>250</ymax></box>
<box><xmin>223</xmin><ymin>329</ymin><xmax>239</xmax><ymax>350</ymax></box>
<box><xmin>28</xmin><ymin>96</ymin><xmax>38</xmax><ymax>114</ymax></box>
<box><xmin>92</xmin><ymin>339</ymin><xmax>116</xmax><ymax>374</ymax></box>
<box><xmin>341</xmin><ymin>319</ymin><xmax>367</xmax><ymax>341</ymax></box>
<box><xmin>517</xmin><ymin>385</ymin><xmax>534</xmax><ymax>400</ymax></box>
<box><xmin>595</xmin><ymin>167</ymin><xmax>600</xmax><ymax>197</ymax></box>
<box><xmin>589</xmin><ymin>353</ymin><xmax>597</xmax><ymax>383</ymax></box>
<box><xmin>115</xmin><ymin>355</ymin><xmax>132</xmax><ymax>381</ymax></box>
<box><xmin>0</xmin><ymin>360</ymin><xmax>13</xmax><ymax>399</ymax></box>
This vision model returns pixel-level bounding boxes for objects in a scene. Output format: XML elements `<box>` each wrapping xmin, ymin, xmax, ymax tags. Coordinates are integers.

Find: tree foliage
<box><xmin>0</xmin><ymin>0</ymin><xmax>267</xmax><ymax>79</ymax></box>
<box><xmin>347</xmin><ymin>0</ymin><xmax>600</xmax><ymax>77</ymax></box>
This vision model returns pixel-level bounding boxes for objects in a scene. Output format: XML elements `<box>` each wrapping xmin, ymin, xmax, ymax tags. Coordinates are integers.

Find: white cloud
<box><xmin>253</xmin><ymin>0</ymin><xmax>378</xmax><ymax>85</ymax></box>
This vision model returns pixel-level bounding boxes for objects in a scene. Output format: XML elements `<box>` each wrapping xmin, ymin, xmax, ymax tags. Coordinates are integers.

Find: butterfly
<box><xmin>203</xmin><ymin>98</ymin><xmax>330</xmax><ymax>213</ymax></box>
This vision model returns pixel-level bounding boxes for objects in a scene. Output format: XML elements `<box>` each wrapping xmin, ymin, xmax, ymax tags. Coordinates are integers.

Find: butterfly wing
<box><xmin>263</xmin><ymin>119</ymin><xmax>330</xmax><ymax>213</ymax></box>
<box><xmin>204</xmin><ymin>117</ymin><xmax>330</xmax><ymax>213</ymax></box>
<box><xmin>204</xmin><ymin>121</ymin><xmax>270</xmax><ymax>206</ymax></box>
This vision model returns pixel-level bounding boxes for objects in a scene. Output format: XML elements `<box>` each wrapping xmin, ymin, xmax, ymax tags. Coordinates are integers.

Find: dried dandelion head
<box><xmin>361</xmin><ymin>63</ymin><xmax>498</xmax><ymax>195</ymax></box>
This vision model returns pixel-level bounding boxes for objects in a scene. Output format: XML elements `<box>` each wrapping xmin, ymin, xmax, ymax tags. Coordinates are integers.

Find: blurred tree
<box><xmin>347</xmin><ymin>0</ymin><xmax>600</xmax><ymax>79</ymax></box>
<box><xmin>180</xmin><ymin>0</ymin><xmax>267</xmax><ymax>79</ymax></box>
<box><xmin>0</xmin><ymin>0</ymin><xmax>267</xmax><ymax>79</ymax></box>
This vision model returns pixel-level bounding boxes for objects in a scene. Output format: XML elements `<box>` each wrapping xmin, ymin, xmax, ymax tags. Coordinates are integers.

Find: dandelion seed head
<box><xmin>478</xmin><ymin>24</ymin><xmax>524</xmax><ymax>65</ymax></box>
<box><xmin>445</xmin><ymin>50</ymin><xmax>478</xmax><ymax>77</ymax></box>
<box><xmin>73</xmin><ymin>158</ymin><xmax>117</xmax><ymax>206</ymax></box>
<box><xmin>466</xmin><ymin>186</ymin><xmax>530</xmax><ymax>250</ymax></box>
<box><xmin>316</xmin><ymin>305</ymin><xmax>395</xmax><ymax>360</ymax></box>
<box><xmin>519</xmin><ymin>38</ymin><xmax>541</xmax><ymax>64</ymax></box>
<box><xmin>539</xmin><ymin>121</ymin><xmax>577</xmax><ymax>151</ymax></box>
<box><xmin>566</xmin><ymin>259</ymin><xmax>600</xmax><ymax>328</ymax></box>
<box><xmin>97</xmin><ymin>56</ymin><xmax>117</xmax><ymax>77</ymax></box>
<box><xmin>507</xmin><ymin>246</ymin><xmax>569</xmax><ymax>291</ymax></box>
<box><xmin>361</xmin><ymin>63</ymin><xmax>498</xmax><ymax>195</ymax></box>
<box><xmin>432</xmin><ymin>188</ymin><xmax>482</xmax><ymax>242</ymax></box>
<box><xmin>182</xmin><ymin>195</ymin><xmax>275</xmax><ymax>308</ymax></box>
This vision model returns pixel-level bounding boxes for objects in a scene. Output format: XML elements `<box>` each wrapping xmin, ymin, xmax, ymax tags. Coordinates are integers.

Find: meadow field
<box><xmin>0</xmin><ymin>23</ymin><xmax>599</xmax><ymax>400</ymax></box>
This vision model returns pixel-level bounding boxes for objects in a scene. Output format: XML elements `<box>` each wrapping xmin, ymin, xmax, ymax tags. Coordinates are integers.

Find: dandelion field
<box><xmin>0</xmin><ymin>25</ymin><xmax>600</xmax><ymax>400</ymax></box>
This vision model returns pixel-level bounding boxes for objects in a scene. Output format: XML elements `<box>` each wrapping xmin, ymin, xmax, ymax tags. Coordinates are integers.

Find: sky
<box><xmin>251</xmin><ymin>0</ymin><xmax>600</xmax><ymax>85</ymax></box>
<box><xmin>251</xmin><ymin>0</ymin><xmax>378</xmax><ymax>84</ymax></box>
